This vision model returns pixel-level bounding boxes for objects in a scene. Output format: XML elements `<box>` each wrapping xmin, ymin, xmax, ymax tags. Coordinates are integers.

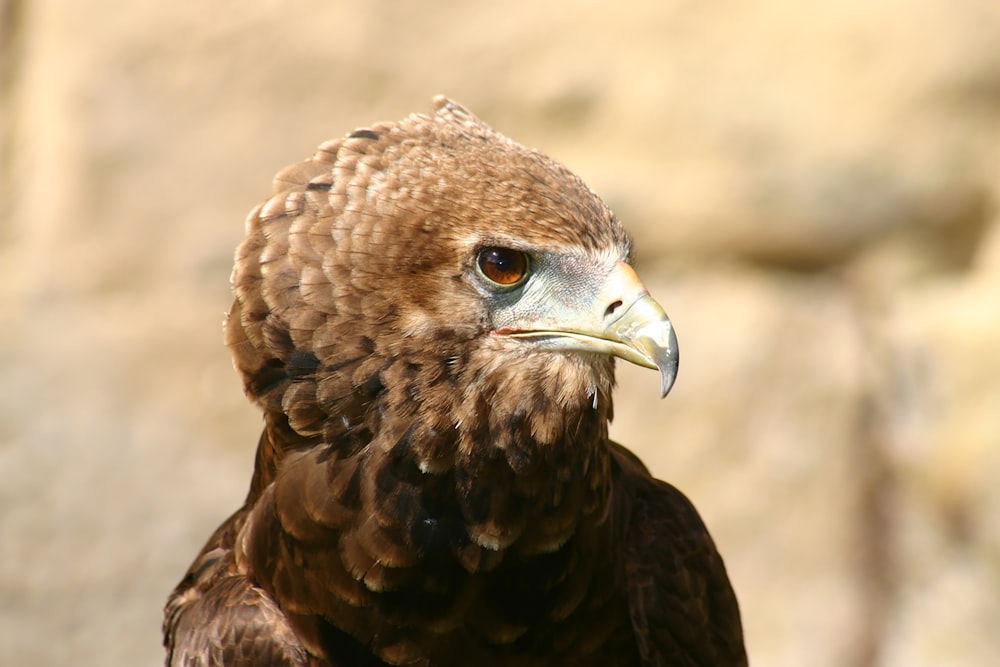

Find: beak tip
<box><xmin>658</xmin><ymin>354</ymin><xmax>679</xmax><ymax>398</ymax></box>
<box><xmin>607</xmin><ymin>293</ymin><xmax>680</xmax><ymax>399</ymax></box>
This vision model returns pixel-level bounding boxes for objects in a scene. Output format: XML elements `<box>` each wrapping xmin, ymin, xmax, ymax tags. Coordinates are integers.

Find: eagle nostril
<box><xmin>604</xmin><ymin>299</ymin><xmax>623</xmax><ymax>320</ymax></box>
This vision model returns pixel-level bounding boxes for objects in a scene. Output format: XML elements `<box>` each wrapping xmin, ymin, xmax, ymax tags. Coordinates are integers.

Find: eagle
<box><xmin>164</xmin><ymin>97</ymin><xmax>746</xmax><ymax>667</ymax></box>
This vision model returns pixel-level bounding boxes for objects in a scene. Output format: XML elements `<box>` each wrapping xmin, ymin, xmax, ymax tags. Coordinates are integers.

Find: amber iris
<box><xmin>477</xmin><ymin>247</ymin><xmax>529</xmax><ymax>286</ymax></box>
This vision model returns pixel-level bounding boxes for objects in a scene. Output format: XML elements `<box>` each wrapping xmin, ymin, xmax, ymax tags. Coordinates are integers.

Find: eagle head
<box><xmin>225</xmin><ymin>96</ymin><xmax>677</xmax><ymax>557</ymax></box>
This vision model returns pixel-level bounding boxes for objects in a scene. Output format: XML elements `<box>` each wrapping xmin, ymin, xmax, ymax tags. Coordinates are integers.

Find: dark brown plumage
<box><xmin>164</xmin><ymin>97</ymin><xmax>746</xmax><ymax>667</ymax></box>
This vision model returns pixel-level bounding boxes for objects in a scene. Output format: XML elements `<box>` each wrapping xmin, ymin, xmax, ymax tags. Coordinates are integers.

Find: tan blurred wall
<box><xmin>2</xmin><ymin>1</ymin><xmax>999</xmax><ymax>666</ymax></box>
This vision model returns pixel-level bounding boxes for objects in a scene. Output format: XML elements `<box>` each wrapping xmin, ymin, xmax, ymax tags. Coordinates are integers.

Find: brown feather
<box><xmin>165</xmin><ymin>97</ymin><xmax>746</xmax><ymax>666</ymax></box>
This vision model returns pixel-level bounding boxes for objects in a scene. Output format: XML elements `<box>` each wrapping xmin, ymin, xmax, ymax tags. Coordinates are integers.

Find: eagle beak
<box><xmin>505</xmin><ymin>262</ymin><xmax>679</xmax><ymax>397</ymax></box>
<box><xmin>604</xmin><ymin>290</ymin><xmax>679</xmax><ymax>398</ymax></box>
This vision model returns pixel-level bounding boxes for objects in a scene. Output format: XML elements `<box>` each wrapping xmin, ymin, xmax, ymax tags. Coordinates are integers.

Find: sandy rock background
<box><xmin>2</xmin><ymin>1</ymin><xmax>999</xmax><ymax>665</ymax></box>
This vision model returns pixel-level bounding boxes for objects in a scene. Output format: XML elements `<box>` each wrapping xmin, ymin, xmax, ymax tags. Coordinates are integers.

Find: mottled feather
<box><xmin>165</xmin><ymin>97</ymin><xmax>746</xmax><ymax>667</ymax></box>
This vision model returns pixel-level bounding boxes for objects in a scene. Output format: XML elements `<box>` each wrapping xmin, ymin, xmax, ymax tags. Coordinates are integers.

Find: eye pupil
<box><xmin>478</xmin><ymin>247</ymin><xmax>529</xmax><ymax>286</ymax></box>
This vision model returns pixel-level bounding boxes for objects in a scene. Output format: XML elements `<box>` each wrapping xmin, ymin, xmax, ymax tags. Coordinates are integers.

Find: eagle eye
<box><xmin>476</xmin><ymin>247</ymin><xmax>530</xmax><ymax>288</ymax></box>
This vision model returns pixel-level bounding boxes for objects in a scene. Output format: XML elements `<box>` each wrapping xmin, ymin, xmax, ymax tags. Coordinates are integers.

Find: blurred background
<box><xmin>2</xmin><ymin>1</ymin><xmax>999</xmax><ymax>665</ymax></box>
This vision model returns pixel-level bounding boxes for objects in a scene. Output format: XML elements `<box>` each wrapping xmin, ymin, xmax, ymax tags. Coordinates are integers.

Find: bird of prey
<box><xmin>164</xmin><ymin>96</ymin><xmax>746</xmax><ymax>666</ymax></box>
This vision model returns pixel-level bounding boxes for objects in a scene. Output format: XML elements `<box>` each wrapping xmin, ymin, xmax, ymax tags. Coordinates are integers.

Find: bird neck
<box><xmin>365</xmin><ymin>350</ymin><xmax>618</xmax><ymax>559</ymax></box>
<box><xmin>243</xmin><ymin>356</ymin><xmax>626</xmax><ymax>662</ymax></box>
